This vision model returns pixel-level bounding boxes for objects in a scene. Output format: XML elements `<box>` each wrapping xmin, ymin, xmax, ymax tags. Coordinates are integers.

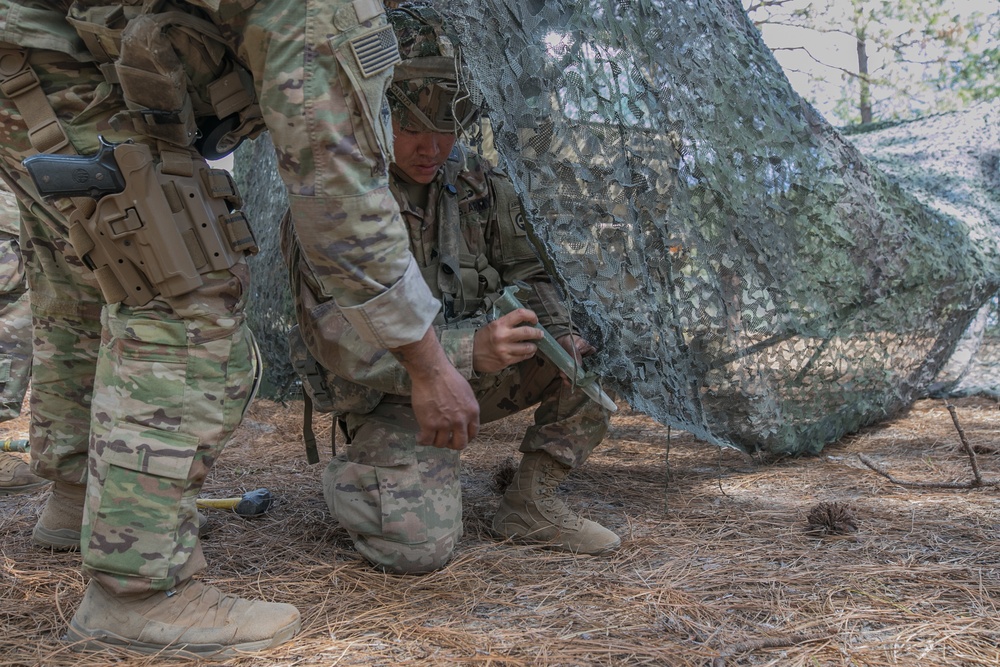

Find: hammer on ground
<box><xmin>1</xmin><ymin>438</ymin><xmax>29</xmax><ymax>453</ymax></box>
<box><xmin>196</xmin><ymin>488</ymin><xmax>273</xmax><ymax>518</ymax></box>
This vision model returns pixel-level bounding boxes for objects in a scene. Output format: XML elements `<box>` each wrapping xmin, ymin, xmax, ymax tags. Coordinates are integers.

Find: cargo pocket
<box><xmin>98</xmin><ymin>317</ymin><xmax>190</xmax><ymax>425</ymax></box>
<box><xmin>0</xmin><ymin>238</ymin><xmax>24</xmax><ymax>292</ymax></box>
<box><xmin>326</xmin><ymin>455</ymin><xmax>429</xmax><ymax>547</ymax></box>
<box><xmin>85</xmin><ymin>422</ymin><xmax>198</xmax><ymax>581</ymax></box>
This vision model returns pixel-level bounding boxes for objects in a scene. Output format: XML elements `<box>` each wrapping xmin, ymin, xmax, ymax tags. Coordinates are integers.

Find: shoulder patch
<box><xmin>349</xmin><ymin>26</ymin><xmax>402</xmax><ymax>78</ymax></box>
<box><xmin>510</xmin><ymin>201</ymin><xmax>528</xmax><ymax>236</ymax></box>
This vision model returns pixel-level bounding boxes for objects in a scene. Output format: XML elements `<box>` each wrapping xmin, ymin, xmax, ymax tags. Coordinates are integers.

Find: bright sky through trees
<box><xmin>744</xmin><ymin>0</ymin><xmax>998</xmax><ymax>125</ymax></box>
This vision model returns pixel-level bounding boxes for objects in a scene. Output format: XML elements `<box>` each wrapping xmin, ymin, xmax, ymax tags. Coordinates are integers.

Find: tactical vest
<box><xmin>66</xmin><ymin>0</ymin><xmax>265</xmax><ymax>158</ymax></box>
<box><xmin>289</xmin><ymin>146</ymin><xmax>546</xmax><ymax>462</ymax></box>
<box><xmin>393</xmin><ymin>147</ymin><xmax>534</xmax><ymax>325</ymax></box>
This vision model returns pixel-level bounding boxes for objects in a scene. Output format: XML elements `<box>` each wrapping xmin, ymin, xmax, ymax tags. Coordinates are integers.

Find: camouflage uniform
<box><xmin>0</xmin><ymin>183</ymin><xmax>46</xmax><ymax>495</ymax></box>
<box><xmin>0</xmin><ymin>185</ymin><xmax>31</xmax><ymax>421</ymax></box>
<box><xmin>285</xmin><ymin>144</ymin><xmax>610</xmax><ymax>574</ymax></box>
<box><xmin>0</xmin><ymin>0</ymin><xmax>437</xmax><ymax>598</ymax></box>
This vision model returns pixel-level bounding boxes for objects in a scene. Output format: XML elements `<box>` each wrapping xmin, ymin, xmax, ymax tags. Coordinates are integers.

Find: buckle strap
<box><xmin>0</xmin><ymin>46</ymin><xmax>72</xmax><ymax>155</ymax></box>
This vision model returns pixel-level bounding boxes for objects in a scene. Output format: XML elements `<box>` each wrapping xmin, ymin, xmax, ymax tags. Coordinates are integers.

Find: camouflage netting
<box><xmin>847</xmin><ymin>104</ymin><xmax>1000</xmax><ymax>400</ymax></box>
<box><xmin>929</xmin><ymin>296</ymin><xmax>1000</xmax><ymax>399</ymax></box>
<box><xmin>238</xmin><ymin>0</ymin><xmax>1000</xmax><ymax>455</ymax></box>
<box><xmin>233</xmin><ymin>138</ymin><xmax>295</xmax><ymax>397</ymax></box>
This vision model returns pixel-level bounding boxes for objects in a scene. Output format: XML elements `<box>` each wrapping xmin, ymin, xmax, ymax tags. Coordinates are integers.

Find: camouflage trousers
<box><xmin>323</xmin><ymin>354</ymin><xmax>609</xmax><ymax>574</ymax></box>
<box><xmin>1</xmin><ymin>49</ymin><xmax>257</xmax><ymax>595</ymax></box>
<box><xmin>0</xmin><ymin>202</ymin><xmax>31</xmax><ymax>421</ymax></box>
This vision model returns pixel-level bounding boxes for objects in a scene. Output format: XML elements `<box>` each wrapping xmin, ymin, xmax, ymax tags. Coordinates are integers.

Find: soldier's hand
<box><xmin>392</xmin><ymin>328</ymin><xmax>479</xmax><ymax>450</ymax></box>
<box><xmin>555</xmin><ymin>333</ymin><xmax>597</xmax><ymax>385</ymax></box>
<box><xmin>473</xmin><ymin>308</ymin><xmax>545</xmax><ymax>373</ymax></box>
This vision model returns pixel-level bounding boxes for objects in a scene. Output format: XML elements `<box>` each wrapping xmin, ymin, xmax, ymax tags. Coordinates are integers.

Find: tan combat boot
<box><xmin>66</xmin><ymin>578</ymin><xmax>301</xmax><ymax>659</ymax></box>
<box><xmin>32</xmin><ymin>481</ymin><xmax>86</xmax><ymax>550</ymax></box>
<box><xmin>0</xmin><ymin>452</ymin><xmax>49</xmax><ymax>495</ymax></box>
<box><xmin>492</xmin><ymin>451</ymin><xmax>621</xmax><ymax>554</ymax></box>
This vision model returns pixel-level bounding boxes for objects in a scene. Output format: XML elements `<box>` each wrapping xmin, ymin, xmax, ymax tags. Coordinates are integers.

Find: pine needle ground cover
<box><xmin>3</xmin><ymin>395</ymin><xmax>1000</xmax><ymax>666</ymax></box>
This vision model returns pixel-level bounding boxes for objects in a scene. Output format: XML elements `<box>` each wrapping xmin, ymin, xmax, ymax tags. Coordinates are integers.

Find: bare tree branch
<box><xmin>858</xmin><ymin>454</ymin><xmax>1000</xmax><ymax>489</ymax></box>
<box><xmin>947</xmin><ymin>404</ymin><xmax>983</xmax><ymax>485</ymax></box>
<box><xmin>744</xmin><ymin>0</ymin><xmax>998</xmax><ymax>123</ymax></box>
<box><xmin>768</xmin><ymin>45</ymin><xmax>869</xmax><ymax>83</ymax></box>
<box><xmin>858</xmin><ymin>405</ymin><xmax>996</xmax><ymax>491</ymax></box>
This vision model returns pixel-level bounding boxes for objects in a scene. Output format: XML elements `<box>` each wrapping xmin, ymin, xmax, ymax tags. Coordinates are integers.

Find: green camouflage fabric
<box><xmin>236</xmin><ymin>0</ymin><xmax>441</xmax><ymax>349</ymax></box>
<box><xmin>324</xmin><ymin>354</ymin><xmax>608</xmax><ymax>574</ymax></box>
<box><xmin>287</xmin><ymin>148</ymin><xmax>574</xmax><ymax>398</ymax></box>
<box><xmin>0</xmin><ymin>0</ymin><xmax>426</xmax><ymax>594</ymax></box>
<box><xmin>386</xmin><ymin>3</ymin><xmax>477</xmax><ymax>133</ymax></box>
<box><xmin>0</xmin><ymin>185</ymin><xmax>31</xmax><ymax>421</ymax></box>
<box><xmin>292</xmin><ymin>148</ymin><xmax>608</xmax><ymax>573</ymax></box>
<box><xmin>0</xmin><ymin>42</ymin><xmax>255</xmax><ymax>594</ymax></box>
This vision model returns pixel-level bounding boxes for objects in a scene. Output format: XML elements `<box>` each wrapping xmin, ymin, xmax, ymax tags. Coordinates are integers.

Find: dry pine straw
<box><xmin>3</xmin><ymin>396</ymin><xmax>1000</xmax><ymax>667</ymax></box>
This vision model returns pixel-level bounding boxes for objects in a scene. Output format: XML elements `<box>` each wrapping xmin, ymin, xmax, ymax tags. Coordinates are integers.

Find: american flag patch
<box><xmin>349</xmin><ymin>26</ymin><xmax>401</xmax><ymax>78</ymax></box>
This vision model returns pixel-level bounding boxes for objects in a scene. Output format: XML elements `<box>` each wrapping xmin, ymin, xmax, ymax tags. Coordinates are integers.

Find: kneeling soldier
<box><xmin>285</xmin><ymin>3</ymin><xmax>620</xmax><ymax>575</ymax></box>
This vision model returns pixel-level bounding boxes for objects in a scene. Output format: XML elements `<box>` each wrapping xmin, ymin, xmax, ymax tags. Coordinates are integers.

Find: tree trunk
<box><xmin>856</xmin><ymin>30</ymin><xmax>872</xmax><ymax>124</ymax></box>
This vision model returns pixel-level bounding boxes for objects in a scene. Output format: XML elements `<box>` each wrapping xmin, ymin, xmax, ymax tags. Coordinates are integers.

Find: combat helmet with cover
<box><xmin>386</xmin><ymin>3</ymin><xmax>480</xmax><ymax>134</ymax></box>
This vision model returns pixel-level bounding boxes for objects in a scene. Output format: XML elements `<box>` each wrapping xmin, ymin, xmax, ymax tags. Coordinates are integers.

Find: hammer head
<box><xmin>234</xmin><ymin>488</ymin><xmax>273</xmax><ymax>517</ymax></box>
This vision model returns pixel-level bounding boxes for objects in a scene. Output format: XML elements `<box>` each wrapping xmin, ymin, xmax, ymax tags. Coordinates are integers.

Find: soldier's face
<box><xmin>392</xmin><ymin>119</ymin><xmax>457</xmax><ymax>184</ymax></box>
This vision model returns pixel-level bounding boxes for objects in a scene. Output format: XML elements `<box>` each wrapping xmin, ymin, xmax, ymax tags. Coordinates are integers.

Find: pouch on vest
<box><xmin>288</xmin><ymin>323</ymin><xmax>382</xmax><ymax>463</ymax></box>
<box><xmin>69</xmin><ymin>2</ymin><xmax>264</xmax><ymax>156</ymax></box>
<box><xmin>287</xmin><ymin>324</ymin><xmax>384</xmax><ymax>417</ymax></box>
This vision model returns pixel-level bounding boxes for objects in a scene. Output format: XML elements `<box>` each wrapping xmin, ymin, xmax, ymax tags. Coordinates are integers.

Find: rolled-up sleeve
<box><xmin>338</xmin><ymin>254</ymin><xmax>440</xmax><ymax>349</ymax></box>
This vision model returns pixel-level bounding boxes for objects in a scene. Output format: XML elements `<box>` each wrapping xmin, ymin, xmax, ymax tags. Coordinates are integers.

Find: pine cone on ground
<box><xmin>806</xmin><ymin>501</ymin><xmax>858</xmax><ymax>536</ymax></box>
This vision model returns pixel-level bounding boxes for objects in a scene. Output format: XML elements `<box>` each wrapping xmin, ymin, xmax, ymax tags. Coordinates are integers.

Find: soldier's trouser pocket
<box><xmin>325</xmin><ymin>455</ymin><xmax>429</xmax><ymax>543</ymax></box>
<box><xmin>84</xmin><ymin>422</ymin><xmax>199</xmax><ymax>584</ymax></box>
<box><xmin>0</xmin><ymin>237</ymin><xmax>25</xmax><ymax>293</ymax></box>
<box><xmin>323</xmin><ymin>445</ymin><xmax>463</xmax><ymax>574</ymax></box>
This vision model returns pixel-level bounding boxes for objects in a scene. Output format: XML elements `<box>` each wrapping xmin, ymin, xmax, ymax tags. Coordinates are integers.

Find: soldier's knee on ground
<box><xmin>353</xmin><ymin>531</ymin><xmax>459</xmax><ymax>575</ymax></box>
<box><xmin>323</xmin><ymin>455</ymin><xmax>462</xmax><ymax>574</ymax></box>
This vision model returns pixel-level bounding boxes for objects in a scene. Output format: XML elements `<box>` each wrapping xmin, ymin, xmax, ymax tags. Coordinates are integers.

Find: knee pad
<box><xmin>354</xmin><ymin>532</ymin><xmax>458</xmax><ymax>575</ymax></box>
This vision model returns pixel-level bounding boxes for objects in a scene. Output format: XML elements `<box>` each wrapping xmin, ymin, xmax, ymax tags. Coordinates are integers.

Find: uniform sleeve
<box><xmin>240</xmin><ymin>0</ymin><xmax>437</xmax><ymax>349</ymax></box>
<box><xmin>485</xmin><ymin>171</ymin><xmax>574</xmax><ymax>340</ymax></box>
<box><xmin>321</xmin><ymin>321</ymin><xmax>478</xmax><ymax>395</ymax></box>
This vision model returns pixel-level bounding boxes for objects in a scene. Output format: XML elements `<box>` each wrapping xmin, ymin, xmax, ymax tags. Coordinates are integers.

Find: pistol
<box><xmin>492</xmin><ymin>283</ymin><xmax>618</xmax><ymax>412</ymax></box>
<box><xmin>23</xmin><ymin>136</ymin><xmax>127</xmax><ymax>199</ymax></box>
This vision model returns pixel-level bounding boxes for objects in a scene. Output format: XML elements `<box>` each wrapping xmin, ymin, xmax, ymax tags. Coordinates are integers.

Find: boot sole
<box><xmin>65</xmin><ymin>617</ymin><xmax>302</xmax><ymax>660</ymax></box>
<box><xmin>492</xmin><ymin>527</ymin><xmax>621</xmax><ymax>555</ymax></box>
<box><xmin>0</xmin><ymin>480</ymin><xmax>50</xmax><ymax>496</ymax></box>
<box><xmin>492</xmin><ymin>515</ymin><xmax>621</xmax><ymax>555</ymax></box>
<box><xmin>31</xmin><ymin>526</ymin><xmax>81</xmax><ymax>551</ymax></box>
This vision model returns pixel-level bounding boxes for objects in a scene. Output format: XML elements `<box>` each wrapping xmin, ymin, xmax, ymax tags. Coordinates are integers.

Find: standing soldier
<box><xmin>0</xmin><ymin>183</ymin><xmax>45</xmax><ymax>495</ymax></box>
<box><xmin>286</xmin><ymin>3</ymin><xmax>620</xmax><ymax>575</ymax></box>
<box><xmin>0</xmin><ymin>0</ymin><xmax>477</xmax><ymax>658</ymax></box>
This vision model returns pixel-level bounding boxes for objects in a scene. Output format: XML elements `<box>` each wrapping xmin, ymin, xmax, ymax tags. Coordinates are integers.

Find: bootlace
<box><xmin>150</xmin><ymin>580</ymin><xmax>241</xmax><ymax>626</ymax></box>
<box><xmin>535</xmin><ymin>461</ymin><xmax>583</xmax><ymax>529</ymax></box>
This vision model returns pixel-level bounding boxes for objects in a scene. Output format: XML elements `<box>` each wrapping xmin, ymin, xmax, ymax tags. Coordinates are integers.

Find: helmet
<box><xmin>387</xmin><ymin>3</ymin><xmax>480</xmax><ymax>133</ymax></box>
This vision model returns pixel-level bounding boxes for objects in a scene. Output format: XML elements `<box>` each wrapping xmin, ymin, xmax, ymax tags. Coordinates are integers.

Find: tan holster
<box><xmin>66</xmin><ymin>142</ymin><xmax>257</xmax><ymax>306</ymax></box>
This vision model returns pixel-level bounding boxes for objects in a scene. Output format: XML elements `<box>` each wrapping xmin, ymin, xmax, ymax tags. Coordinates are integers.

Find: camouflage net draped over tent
<box><xmin>847</xmin><ymin>104</ymin><xmax>1000</xmax><ymax>401</ymax></box>
<box><xmin>234</xmin><ymin>138</ymin><xmax>294</xmax><ymax>397</ymax></box>
<box><xmin>239</xmin><ymin>0</ymin><xmax>1000</xmax><ymax>456</ymax></box>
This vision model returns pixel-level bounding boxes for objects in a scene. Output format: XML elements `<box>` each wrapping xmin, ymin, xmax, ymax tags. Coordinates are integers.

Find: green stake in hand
<box><xmin>491</xmin><ymin>284</ymin><xmax>617</xmax><ymax>413</ymax></box>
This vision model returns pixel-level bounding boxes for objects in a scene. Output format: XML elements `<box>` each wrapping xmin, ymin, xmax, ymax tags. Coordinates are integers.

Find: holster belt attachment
<box><xmin>0</xmin><ymin>45</ymin><xmax>73</xmax><ymax>154</ymax></box>
<box><xmin>67</xmin><ymin>142</ymin><xmax>258</xmax><ymax>306</ymax></box>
